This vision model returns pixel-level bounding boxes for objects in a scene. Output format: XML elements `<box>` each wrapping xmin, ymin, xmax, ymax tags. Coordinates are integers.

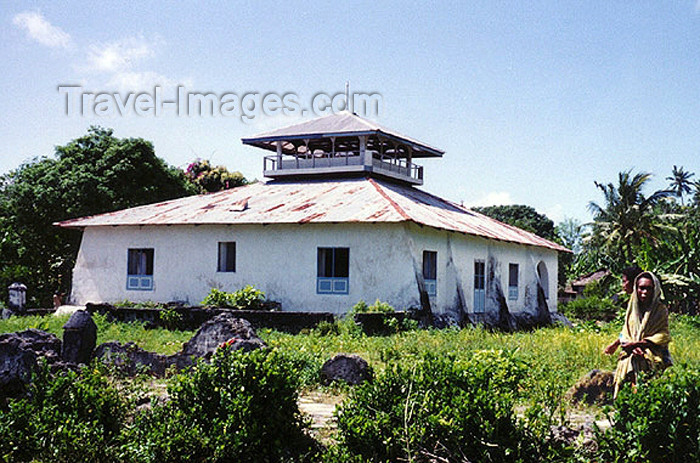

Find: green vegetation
<box><xmin>331</xmin><ymin>351</ymin><xmax>546</xmax><ymax>463</ymax></box>
<box><xmin>2</xmin><ymin>313</ymin><xmax>700</xmax><ymax>461</ymax></box>
<box><xmin>124</xmin><ymin>348</ymin><xmax>318</xmax><ymax>462</ymax></box>
<box><xmin>596</xmin><ymin>366</ymin><xmax>700</xmax><ymax>463</ymax></box>
<box><xmin>0</xmin><ymin>313</ymin><xmax>193</xmax><ymax>355</ymax></box>
<box><xmin>350</xmin><ymin>299</ymin><xmax>395</xmax><ymax>314</ymax></box>
<box><xmin>0</xmin><ymin>361</ymin><xmax>135</xmax><ymax>462</ymax></box>
<box><xmin>0</xmin><ymin>127</ymin><xmax>198</xmax><ymax>306</ymax></box>
<box><xmin>473</xmin><ymin>166</ymin><xmax>700</xmax><ymax>313</ymax></box>
<box><xmin>472</xmin><ymin>204</ymin><xmax>556</xmax><ymax>240</ymax></box>
<box><xmin>201</xmin><ymin>285</ymin><xmax>267</xmax><ymax>310</ymax></box>
<box><xmin>573</xmin><ymin>168</ymin><xmax>700</xmax><ymax>313</ymax></box>
<box><xmin>0</xmin><ymin>128</ymin><xmax>250</xmax><ymax>307</ymax></box>
<box><xmin>0</xmin><ymin>349</ymin><xmax>316</xmax><ymax>463</ymax></box>
<box><xmin>184</xmin><ymin>158</ymin><xmax>248</xmax><ymax>193</ymax></box>
<box><xmin>559</xmin><ymin>295</ymin><xmax>620</xmax><ymax>321</ymax></box>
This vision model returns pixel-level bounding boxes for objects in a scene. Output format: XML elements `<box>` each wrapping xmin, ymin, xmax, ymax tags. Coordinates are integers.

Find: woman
<box><xmin>604</xmin><ymin>271</ymin><xmax>671</xmax><ymax>397</ymax></box>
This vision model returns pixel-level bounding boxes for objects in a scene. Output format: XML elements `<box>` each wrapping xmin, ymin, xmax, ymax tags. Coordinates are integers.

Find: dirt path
<box><xmin>298</xmin><ymin>392</ymin><xmax>612</xmax><ymax>441</ymax></box>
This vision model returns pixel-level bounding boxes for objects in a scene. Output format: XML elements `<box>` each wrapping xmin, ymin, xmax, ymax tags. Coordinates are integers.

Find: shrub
<box><xmin>158</xmin><ymin>305</ymin><xmax>183</xmax><ymax>330</ymax></box>
<box><xmin>595</xmin><ymin>365</ymin><xmax>700</xmax><ymax>463</ymax></box>
<box><xmin>201</xmin><ymin>285</ymin><xmax>266</xmax><ymax>310</ymax></box>
<box><xmin>330</xmin><ymin>350</ymin><xmax>548</xmax><ymax>463</ymax></box>
<box><xmin>559</xmin><ymin>295</ymin><xmax>620</xmax><ymax>321</ymax></box>
<box><xmin>125</xmin><ymin>348</ymin><xmax>318</xmax><ymax>462</ymax></box>
<box><xmin>113</xmin><ymin>299</ymin><xmax>164</xmax><ymax>309</ymax></box>
<box><xmin>0</xmin><ymin>361</ymin><xmax>132</xmax><ymax>463</ymax></box>
<box><xmin>313</xmin><ymin>319</ymin><xmax>340</xmax><ymax>336</ymax></box>
<box><xmin>351</xmin><ymin>299</ymin><xmax>395</xmax><ymax>314</ymax></box>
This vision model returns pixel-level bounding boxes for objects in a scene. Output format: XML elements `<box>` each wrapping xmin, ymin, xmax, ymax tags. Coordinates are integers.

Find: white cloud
<box><xmin>106</xmin><ymin>71</ymin><xmax>184</xmax><ymax>92</ymax></box>
<box><xmin>465</xmin><ymin>191</ymin><xmax>513</xmax><ymax>208</ymax></box>
<box><xmin>13</xmin><ymin>11</ymin><xmax>71</xmax><ymax>48</ymax></box>
<box><xmin>86</xmin><ymin>36</ymin><xmax>158</xmax><ymax>73</ymax></box>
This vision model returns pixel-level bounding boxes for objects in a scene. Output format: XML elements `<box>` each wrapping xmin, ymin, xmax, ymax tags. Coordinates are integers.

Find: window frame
<box><xmin>423</xmin><ymin>250</ymin><xmax>437</xmax><ymax>297</ymax></box>
<box><xmin>473</xmin><ymin>259</ymin><xmax>486</xmax><ymax>313</ymax></box>
<box><xmin>317</xmin><ymin>247</ymin><xmax>350</xmax><ymax>295</ymax></box>
<box><xmin>508</xmin><ymin>263</ymin><xmax>519</xmax><ymax>300</ymax></box>
<box><xmin>217</xmin><ymin>241</ymin><xmax>236</xmax><ymax>273</ymax></box>
<box><xmin>127</xmin><ymin>248</ymin><xmax>154</xmax><ymax>291</ymax></box>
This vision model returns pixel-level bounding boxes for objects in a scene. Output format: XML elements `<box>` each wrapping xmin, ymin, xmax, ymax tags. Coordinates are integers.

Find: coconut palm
<box><xmin>588</xmin><ymin>170</ymin><xmax>673</xmax><ymax>265</ymax></box>
<box><xmin>666</xmin><ymin>165</ymin><xmax>695</xmax><ymax>206</ymax></box>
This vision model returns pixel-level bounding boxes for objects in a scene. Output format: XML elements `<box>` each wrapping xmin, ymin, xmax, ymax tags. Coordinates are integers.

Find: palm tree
<box><xmin>588</xmin><ymin>170</ymin><xmax>672</xmax><ymax>265</ymax></box>
<box><xmin>666</xmin><ymin>165</ymin><xmax>695</xmax><ymax>206</ymax></box>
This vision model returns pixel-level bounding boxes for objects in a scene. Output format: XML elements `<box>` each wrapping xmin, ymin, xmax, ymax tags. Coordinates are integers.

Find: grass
<box><xmin>2</xmin><ymin>311</ymin><xmax>698</xmax><ymax>401</ymax></box>
<box><xmin>0</xmin><ymin>312</ymin><xmax>194</xmax><ymax>355</ymax></box>
<box><xmin>261</xmin><ymin>314</ymin><xmax>700</xmax><ymax>413</ymax></box>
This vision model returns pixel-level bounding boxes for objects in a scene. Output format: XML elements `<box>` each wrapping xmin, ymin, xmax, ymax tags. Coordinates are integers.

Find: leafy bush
<box><xmin>313</xmin><ymin>319</ymin><xmax>341</xmax><ymax>336</ymax></box>
<box><xmin>330</xmin><ymin>350</ymin><xmax>552</xmax><ymax>463</ymax></box>
<box><xmin>595</xmin><ymin>365</ymin><xmax>700</xmax><ymax>463</ymax></box>
<box><xmin>159</xmin><ymin>306</ymin><xmax>183</xmax><ymax>330</ymax></box>
<box><xmin>351</xmin><ymin>299</ymin><xmax>395</xmax><ymax>314</ymax></box>
<box><xmin>0</xmin><ymin>361</ymin><xmax>133</xmax><ymax>463</ymax></box>
<box><xmin>113</xmin><ymin>299</ymin><xmax>164</xmax><ymax>309</ymax></box>
<box><xmin>559</xmin><ymin>295</ymin><xmax>620</xmax><ymax>321</ymax></box>
<box><xmin>201</xmin><ymin>285</ymin><xmax>266</xmax><ymax>310</ymax></box>
<box><xmin>125</xmin><ymin>348</ymin><xmax>318</xmax><ymax>462</ymax></box>
<box><xmin>582</xmin><ymin>277</ymin><xmax>616</xmax><ymax>299</ymax></box>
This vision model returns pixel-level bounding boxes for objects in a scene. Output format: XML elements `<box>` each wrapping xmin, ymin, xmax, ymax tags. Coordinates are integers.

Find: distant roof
<box><xmin>571</xmin><ymin>269</ymin><xmax>611</xmax><ymax>287</ymax></box>
<box><xmin>242</xmin><ymin>111</ymin><xmax>444</xmax><ymax>158</ymax></box>
<box><xmin>56</xmin><ymin>177</ymin><xmax>569</xmax><ymax>253</ymax></box>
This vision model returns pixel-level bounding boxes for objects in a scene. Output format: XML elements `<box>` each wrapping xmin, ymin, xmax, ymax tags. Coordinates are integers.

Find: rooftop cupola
<box><xmin>242</xmin><ymin>111</ymin><xmax>444</xmax><ymax>185</ymax></box>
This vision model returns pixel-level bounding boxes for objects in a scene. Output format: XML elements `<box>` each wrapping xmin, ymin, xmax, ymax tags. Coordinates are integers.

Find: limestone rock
<box><xmin>180</xmin><ymin>313</ymin><xmax>265</xmax><ymax>359</ymax></box>
<box><xmin>62</xmin><ymin>310</ymin><xmax>97</xmax><ymax>364</ymax></box>
<box><xmin>320</xmin><ymin>354</ymin><xmax>373</xmax><ymax>386</ymax></box>
<box><xmin>94</xmin><ymin>341</ymin><xmax>169</xmax><ymax>377</ymax></box>
<box><xmin>550</xmin><ymin>311</ymin><xmax>573</xmax><ymax>328</ymax></box>
<box><xmin>0</xmin><ymin>329</ymin><xmax>62</xmax><ymax>398</ymax></box>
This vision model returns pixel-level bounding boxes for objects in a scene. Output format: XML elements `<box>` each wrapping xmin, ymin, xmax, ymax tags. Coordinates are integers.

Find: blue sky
<box><xmin>2</xmin><ymin>1</ymin><xmax>699</xmax><ymax>224</ymax></box>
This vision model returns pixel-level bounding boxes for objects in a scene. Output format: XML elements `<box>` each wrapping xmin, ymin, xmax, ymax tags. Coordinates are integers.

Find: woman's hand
<box><xmin>604</xmin><ymin>339</ymin><xmax>620</xmax><ymax>355</ymax></box>
<box><xmin>621</xmin><ymin>340</ymin><xmax>647</xmax><ymax>356</ymax></box>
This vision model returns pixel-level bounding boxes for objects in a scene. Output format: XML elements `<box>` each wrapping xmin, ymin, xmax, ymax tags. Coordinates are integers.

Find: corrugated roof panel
<box><xmin>55</xmin><ymin>177</ymin><xmax>570</xmax><ymax>252</ymax></box>
<box><xmin>242</xmin><ymin>111</ymin><xmax>444</xmax><ymax>157</ymax></box>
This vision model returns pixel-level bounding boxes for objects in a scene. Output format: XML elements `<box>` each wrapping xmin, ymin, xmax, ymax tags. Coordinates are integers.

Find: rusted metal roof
<box><xmin>571</xmin><ymin>269</ymin><xmax>611</xmax><ymax>287</ymax></box>
<box><xmin>242</xmin><ymin>111</ymin><xmax>444</xmax><ymax>158</ymax></box>
<box><xmin>56</xmin><ymin>177</ymin><xmax>570</xmax><ymax>253</ymax></box>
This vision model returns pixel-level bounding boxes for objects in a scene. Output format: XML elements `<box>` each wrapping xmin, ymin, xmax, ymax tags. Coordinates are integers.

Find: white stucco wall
<box><xmin>70</xmin><ymin>222</ymin><xmax>558</xmax><ymax>314</ymax></box>
<box><xmin>398</xmin><ymin>223</ymin><xmax>559</xmax><ymax>314</ymax></box>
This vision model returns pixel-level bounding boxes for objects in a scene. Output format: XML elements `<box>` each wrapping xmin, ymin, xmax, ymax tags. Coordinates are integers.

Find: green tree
<box><xmin>666</xmin><ymin>165</ymin><xmax>695</xmax><ymax>206</ymax></box>
<box><xmin>185</xmin><ymin>159</ymin><xmax>248</xmax><ymax>193</ymax></box>
<box><xmin>587</xmin><ymin>170</ymin><xmax>672</xmax><ymax>266</ymax></box>
<box><xmin>472</xmin><ymin>204</ymin><xmax>555</xmax><ymax>240</ymax></box>
<box><xmin>555</xmin><ymin>217</ymin><xmax>583</xmax><ymax>254</ymax></box>
<box><xmin>693</xmin><ymin>180</ymin><xmax>700</xmax><ymax>208</ymax></box>
<box><xmin>0</xmin><ymin>127</ymin><xmax>197</xmax><ymax>306</ymax></box>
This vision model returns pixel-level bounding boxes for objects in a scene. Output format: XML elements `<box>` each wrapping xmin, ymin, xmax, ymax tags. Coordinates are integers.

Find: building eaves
<box><xmin>55</xmin><ymin>177</ymin><xmax>570</xmax><ymax>253</ymax></box>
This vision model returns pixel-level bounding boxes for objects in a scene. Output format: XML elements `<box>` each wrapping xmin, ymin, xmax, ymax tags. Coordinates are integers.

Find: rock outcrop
<box><xmin>0</xmin><ymin>329</ymin><xmax>62</xmax><ymax>398</ymax></box>
<box><xmin>61</xmin><ymin>310</ymin><xmax>97</xmax><ymax>364</ymax></box>
<box><xmin>94</xmin><ymin>341</ymin><xmax>170</xmax><ymax>377</ymax></box>
<box><xmin>320</xmin><ymin>354</ymin><xmax>373</xmax><ymax>385</ymax></box>
<box><xmin>180</xmin><ymin>312</ymin><xmax>266</xmax><ymax>359</ymax></box>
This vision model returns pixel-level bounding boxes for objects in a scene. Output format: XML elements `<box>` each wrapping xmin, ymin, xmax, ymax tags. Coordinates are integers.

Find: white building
<box><xmin>57</xmin><ymin>112</ymin><xmax>568</xmax><ymax>319</ymax></box>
